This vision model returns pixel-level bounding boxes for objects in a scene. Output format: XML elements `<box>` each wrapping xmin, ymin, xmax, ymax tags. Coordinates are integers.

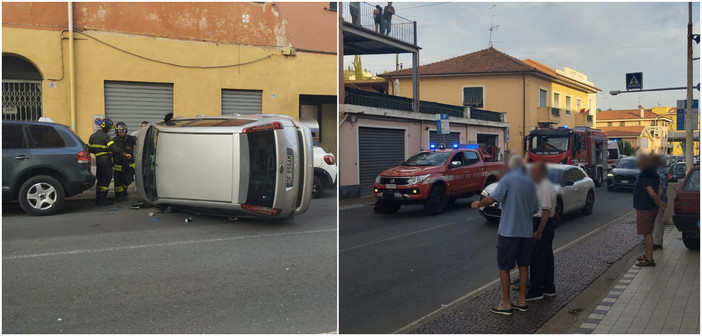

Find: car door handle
<box><xmin>14</xmin><ymin>155</ymin><xmax>29</xmax><ymax>161</ymax></box>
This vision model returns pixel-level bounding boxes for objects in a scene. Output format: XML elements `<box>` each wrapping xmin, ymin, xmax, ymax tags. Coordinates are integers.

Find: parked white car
<box><xmin>312</xmin><ymin>142</ymin><xmax>337</xmax><ymax>198</ymax></box>
<box><xmin>134</xmin><ymin>114</ymin><xmax>313</xmax><ymax>218</ymax></box>
<box><xmin>478</xmin><ymin>163</ymin><xmax>595</xmax><ymax>226</ymax></box>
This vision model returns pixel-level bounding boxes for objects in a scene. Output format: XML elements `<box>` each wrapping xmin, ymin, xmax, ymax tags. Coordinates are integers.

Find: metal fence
<box><xmin>2</xmin><ymin>81</ymin><xmax>42</xmax><ymax>121</ymax></box>
<box><xmin>341</xmin><ymin>2</ymin><xmax>417</xmax><ymax>46</ymax></box>
<box><xmin>470</xmin><ymin>108</ymin><xmax>503</xmax><ymax>123</ymax></box>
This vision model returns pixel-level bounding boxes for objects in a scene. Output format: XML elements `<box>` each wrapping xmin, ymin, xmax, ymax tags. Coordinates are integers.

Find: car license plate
<box><xmin>386</xmin><ymin>184</ymin><xmax>397</xmax><ymax>189</ymax></box>
<box><xmin>286</xmin><ymin>149</ymin><xmax>294</xmax><ymax>188</ymax></box>
<box><xmin>621</xmin><ymin>180</ymin><xmax>629</xmax><ymax>184</ymax></box>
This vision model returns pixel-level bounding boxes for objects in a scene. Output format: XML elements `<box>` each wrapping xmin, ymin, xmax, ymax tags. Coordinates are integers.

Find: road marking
<box><xmin>393</xmin><ymin>210</ymin><xmax>635</xmax><ymax>334</ymax></box>
<box><xmin>340</xmin><ymin>215</ymin><xmax>480</xmax><ymax>253</ymax></box>
<box><xmin>3</xmin><ymin>229</ymin><xmax>337</xmax><ymax>261</ymax></box>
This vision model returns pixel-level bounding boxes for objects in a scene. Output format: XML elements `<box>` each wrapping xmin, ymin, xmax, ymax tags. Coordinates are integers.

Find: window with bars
<box><xmin>2</xmin><ymin>81</ymin><xmax>42</xmax><ymax>121</ymax></box>
<box><xmin>463</xmin><ymin>87</ymin><xmax>484</xmax><ymax>108</ymax></box>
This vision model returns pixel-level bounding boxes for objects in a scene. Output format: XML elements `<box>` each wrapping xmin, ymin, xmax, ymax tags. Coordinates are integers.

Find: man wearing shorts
<box><xmin>472</xmin><ymin>155</ymin><xmax>539</xmax><ymax>315</ymax></box>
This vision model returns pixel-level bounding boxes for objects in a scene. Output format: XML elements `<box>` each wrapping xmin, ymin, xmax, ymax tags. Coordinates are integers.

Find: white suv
<box><xmin>312</xmin><ymin>142</ymin><xmax>337</xmax><ymax>198</ymax></box>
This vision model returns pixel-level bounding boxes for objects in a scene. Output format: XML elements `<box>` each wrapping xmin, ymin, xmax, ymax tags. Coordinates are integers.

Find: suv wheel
<box><xmin>18</xmin><ymin>175</ymin><xmax>65</xmax><ymax>216</ymax></box>
<box><xmin>312</xmin><ymin>176</ymin><xmax>324</xmax><ymax>199</ymax></box>
<box><xmin>581</xmin><ymin>190</ymin><xmax>594</xmax><ymax>215</ymax></box>
<box><xmin>424</xmin><ymin>185</ymin><xmax>447</xmax><ymax>215</ymax></box>
<box><xmin>682</xmin><ymin>232</ymin><xmax>700</xmax><ymax>250</ymax></box>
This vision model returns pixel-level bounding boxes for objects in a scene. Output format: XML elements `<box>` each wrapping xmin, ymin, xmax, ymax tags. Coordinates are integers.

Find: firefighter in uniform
<box><xmin>88</xmin><ymin>119</ymin><xmax>131</xmax><ymax>206</ymax></box>
<box><xmin>113</xmin><ymin>122</ymin><xmax>137</xmax><ymax>202</ymax></box>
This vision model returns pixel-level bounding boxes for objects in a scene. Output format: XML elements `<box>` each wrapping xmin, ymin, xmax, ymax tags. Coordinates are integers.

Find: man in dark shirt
<box><xmin>633</xmin><ymin>154</ymin><xmax>666</xmax><ymax>266</ymax></box>
<box><xmin>381</xmin><ymin>2</ymin><xmax>395</xmax><ymax>35</ymax></box>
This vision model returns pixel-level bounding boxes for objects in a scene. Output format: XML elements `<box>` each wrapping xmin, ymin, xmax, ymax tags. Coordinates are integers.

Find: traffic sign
<box><xmin>626</xmin><ymin>72</ymin><xmax>643</xmax><ymax>90</ymax></box>
<box><xmin>93</xmin><ymin>114</ymin><xmax>105</xmax><ymax>132</ymax></box>
<box><xmin>436</xmin><ymin>113</ymin><xmax>450</xmax><ymax>135</ymax></box>
<box><xmin>676</xmin><ymin>99</ymin><xmax>699</xmax><ymax>131</ymax></box>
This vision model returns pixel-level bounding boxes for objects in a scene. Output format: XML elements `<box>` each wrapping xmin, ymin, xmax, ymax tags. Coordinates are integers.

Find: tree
<box><xmin>352</xmin><ymin>55</ymin><xmax>364</xmax><ymax>80</ymax></box>
<box><xmin>618</xmin><ymin>140</ymin><xmax>634</xmax><ymax>156</ymax></box>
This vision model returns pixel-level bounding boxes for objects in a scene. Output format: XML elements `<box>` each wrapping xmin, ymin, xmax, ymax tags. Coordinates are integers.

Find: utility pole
<box><xmin>685</xmin><ymin>2</ymin><xmax>694</xmax><ymax>172</ymax></box>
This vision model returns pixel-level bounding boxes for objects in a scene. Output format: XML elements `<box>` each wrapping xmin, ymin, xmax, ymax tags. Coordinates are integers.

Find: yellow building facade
<box><xmin>2</xmin><ymin>2</ymin><xmax>338</xmax><ymax>155</ymax></box>
<box><xmin>652</xmin><ymin>106</ymin><xmax>700</xmax><ymax>156</ymax></box>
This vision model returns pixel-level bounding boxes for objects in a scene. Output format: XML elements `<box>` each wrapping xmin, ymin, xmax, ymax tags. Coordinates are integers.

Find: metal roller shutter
<box><xmin>104</xmin><ymin>81</ymin><xmax>173</xmax><ymax>132</ymax></box>
<box><xmin>358</xmin><ymin>127</ymin><xmax>405</xmax><ymax>195</ymax></box>
<box><xmin>222</xmin><ymin>89</ymin><xmax>262</xmax><ymax>115</ymax></box>
<box><xmin>429</xmin><ymin>131</ymin><xmax>461</xmax><ymax>147</ymax></box>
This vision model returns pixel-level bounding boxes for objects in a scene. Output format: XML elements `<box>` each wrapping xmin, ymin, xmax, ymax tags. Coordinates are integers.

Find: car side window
<box><xmin>573</xmin><ymin>168</ymin><xmax>585</xmax><ymax>181</ymax></box>
<box><xmin>27</xmin><ymin>125</ymin><xmax>65</xmax><ymax>148</ymax></box>
<box><xmin>463</xmin><ymin>151</ymin><xmax>480</xmax><ymax>166</ymax></box>
<box><xmin>562</xmin><ymin>169</ymin><xmax>575</xmax><ymax>184</ymax></box>
<box><xmin>2</xmin><ymin>124</ymin><xmax>26</xmax><ymax>149</ymax></box>
<box><xmin>450</xmin><ymin>152</ymin><xmax>464</xmax><ymax>167</ymax></box>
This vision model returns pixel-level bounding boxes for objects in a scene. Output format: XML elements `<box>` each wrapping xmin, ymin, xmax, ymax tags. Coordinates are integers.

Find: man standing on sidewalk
<box><xmin>472</xmin><ymin>155</ymin><xmax>540</xmax><ymax>315</ymax></box>
<box><xmin>526</xmin><ymin>162</ymin><xmax>557</xmax><ymax>301</ymax></box>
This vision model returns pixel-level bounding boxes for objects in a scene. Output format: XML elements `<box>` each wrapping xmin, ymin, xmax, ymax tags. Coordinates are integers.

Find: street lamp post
<box><xmin>685</xmin><ymin>2</ymin><xmax>694</xmax><ymax>172</ymax></box>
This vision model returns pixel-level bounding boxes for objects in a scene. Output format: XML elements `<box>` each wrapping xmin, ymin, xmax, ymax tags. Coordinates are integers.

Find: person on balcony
<box><xmin>349</xmin><ymin>2</ymin><xmax>360</xmax><ymax>25</ymax></box>
<box><xmin>373</xmin><ymin>5</ymin><xmax>382</xmax><ymax>32</ymax></box>
<box><xmin>381</xmin><ymin>2</ymin><xmax>395</xmax><ymax>35</ymax></box>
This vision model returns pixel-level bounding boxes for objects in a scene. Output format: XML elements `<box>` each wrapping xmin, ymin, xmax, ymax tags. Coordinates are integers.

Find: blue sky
<box><xmin>345</xmin><ymin>2</ymin><xmax>700</xmax><ymax>110</ymax></box>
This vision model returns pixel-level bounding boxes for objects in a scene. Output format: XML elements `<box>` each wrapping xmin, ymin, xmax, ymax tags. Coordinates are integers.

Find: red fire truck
<box><xmin>526</xmin><ymin>126</ymin><xmax>609</xmax><ymax>187</ymax></box>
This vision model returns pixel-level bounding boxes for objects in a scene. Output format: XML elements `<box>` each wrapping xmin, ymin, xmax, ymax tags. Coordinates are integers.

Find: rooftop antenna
<box><xmin>488</xmin><ymin>4</ymin><xmax>499</xmax><ymax>47</ymax></box>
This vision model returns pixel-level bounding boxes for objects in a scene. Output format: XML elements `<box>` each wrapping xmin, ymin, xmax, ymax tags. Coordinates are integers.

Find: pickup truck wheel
<box><xmin>682</xmin><ymin>232</ymin><xmax>700</xmax><ymax>250</ymax></box>
<box><xmin>18</xmin><ymin>175</ymin><xmax>65</xmax><ymax>216</ymax></box>
<box><xmin>553</xmin><ymin>198</ymin><xmax>563</xmax><ymax>227</ymax></box>
<box><xmin>374</xmin><ymin>200</ymin><xmax>401</xmax><ymax>214</ymax></box>
<box><xmin>312</xmin><ymin>176</ymin><xmax>323</xmax><ymax>199</ymax></box>
<box><xmin>581</xmin><ymin>190</ymin><xmax>594</xmax><ymax>215</ymax></box>
<box><xmin>424</xmin><ymin>185</ymin><xmax>447</xmax><ymax>215</ymax></box>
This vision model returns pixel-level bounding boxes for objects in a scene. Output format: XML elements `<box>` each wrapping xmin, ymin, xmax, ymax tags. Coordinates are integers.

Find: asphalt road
<box><xmin>3</xmin><ymin>194</ymin><xmax>337</xmax><ymax>333</ymax></box>
<box><xmin>339</xmin><ymin>187</ymin><xmax>635</xmax><ymax>334</ymax></box>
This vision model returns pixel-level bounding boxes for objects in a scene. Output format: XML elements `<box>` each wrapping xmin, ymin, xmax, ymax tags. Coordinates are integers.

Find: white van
<box><xmin>134</xmin><ymin>115</ymin><xmax>313</xmax><ymax>218</ymax></box>
<box><xmin>607</xmin><ymin>140</ymin><xmax>620</xmax><ymax>169</ymax></box>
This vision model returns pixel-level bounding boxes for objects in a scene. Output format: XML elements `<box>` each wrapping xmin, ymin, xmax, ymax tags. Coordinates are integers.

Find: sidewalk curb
<box><xmin>393</xmin><ymin>210</ymin><xmax>635</xmax><ymax>334</ymax></box>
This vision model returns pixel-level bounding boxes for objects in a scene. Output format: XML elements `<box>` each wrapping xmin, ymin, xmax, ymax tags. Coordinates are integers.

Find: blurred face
<box><xmin>531</xmin><ymin>163</ymin><xmax>546</xmax><ymax>182</ymax></box>
<box><xmin>636</xmin><ymin>154</ymin><xmax>649</xmax><ymax>169</ymax></box>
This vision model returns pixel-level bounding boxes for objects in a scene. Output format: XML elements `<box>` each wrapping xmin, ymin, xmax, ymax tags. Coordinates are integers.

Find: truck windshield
<box><xmin>246</xmin><ymin>130</ymin><xmax>277</xmax><ymax>207</ymax></box>
<box><xmin>529</xmin><ymin>135</ymin><xmax>569</xmax><ymax>154</ymax></box>
<box><xmin>403</xmin><ymin>152</ymin><xmax>451</xmax><ymax>166</ymax></box>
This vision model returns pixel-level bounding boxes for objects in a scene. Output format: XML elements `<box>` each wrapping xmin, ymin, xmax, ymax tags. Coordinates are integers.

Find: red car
<box><xmin>673</xmin><ymin>165</ymin><xmax>700</xmax><ymax>250</ymax></box>
<box><xmin>373</xmin><ymin>145</ymin><xmax>506</xmax><ymax>215</ymax></box>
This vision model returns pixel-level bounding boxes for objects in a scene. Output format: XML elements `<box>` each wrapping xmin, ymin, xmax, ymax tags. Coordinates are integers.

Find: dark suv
<box><xmin>2</xmin><ymin>121</ymin><xmax>95</xmax><ymax>215</ymax></box>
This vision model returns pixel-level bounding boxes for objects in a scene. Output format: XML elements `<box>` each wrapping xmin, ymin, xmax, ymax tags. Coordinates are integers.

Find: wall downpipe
<box><xmin>68</xmin><ymin>2</ymin><xmax>77</xmax><ymax>131</ymax></box>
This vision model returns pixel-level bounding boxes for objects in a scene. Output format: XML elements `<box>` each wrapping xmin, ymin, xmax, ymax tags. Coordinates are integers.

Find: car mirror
<box><xmin>450</xmin><ymin>161</ymin><xmax>462</xmax><ymax>168</ymax></box>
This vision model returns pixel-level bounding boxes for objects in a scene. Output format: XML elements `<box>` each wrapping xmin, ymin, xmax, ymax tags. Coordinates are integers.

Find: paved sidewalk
<box><xmin>577</xmin><ymin>226</ymin><xmax>700</xmax><ymax>334</ymax></box>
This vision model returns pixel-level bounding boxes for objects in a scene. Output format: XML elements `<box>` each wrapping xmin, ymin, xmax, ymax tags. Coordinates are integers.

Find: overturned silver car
<box><xmin>134</xmin><ymin>115</ymin><xmax>313</xmax><ymax>218</ymax></box>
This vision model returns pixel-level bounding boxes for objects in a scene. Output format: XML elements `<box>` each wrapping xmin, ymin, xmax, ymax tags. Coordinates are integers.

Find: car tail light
<box><xmin>324</xmin><ymin>155</ymin><xmax>335</xmax><ymax>165</ymax></box>
<box><xmin>668</xmin><ymin>173</ymin><xmax>673</xmax><ymax>181</ymax></box>
<box><xmin>77</xmin><ymin>150</ymin><xmax>91</xmax><ymax>163</ymax></box>
<box><xmin>242</xmin><ymin>204</ymin><xmax>282</xmax><ymax>216</ymax></box>
<box><xmin>674</xmin><ymin>196</ymin><xmax>681</xmax><ymax>214</ymax></box>
<box><xmin>243</xmin><ymin>122</ymin><xmax>284</xmax><ymax>133</ymax></box>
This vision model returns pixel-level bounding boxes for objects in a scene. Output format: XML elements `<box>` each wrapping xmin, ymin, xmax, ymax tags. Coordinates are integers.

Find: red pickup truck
<box><xmin>373</xmin><ymin>147</ymin><xmax>507</xmax><ymax>215</ymax></box>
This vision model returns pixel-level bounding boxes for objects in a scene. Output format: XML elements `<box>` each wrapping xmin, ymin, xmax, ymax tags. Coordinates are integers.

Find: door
<box><xmin>25</xmin><ymin>124</ymin><xmax>73</xmax><ymax>176</ymax></box>
<box><xmin>2</xmin><ymin>123</ymin><xmax>32</xmax><ymax>195</ymax></box>
<box><xmin>358</xmin><ymin>127</ymin><xmax>405</xmax><ymax>195</ymax></box>
<box><xmin>105</xmin><ymin>81</ymin><xmax>174</xmax><ymax>132</ymax></box>
<box><xmin>222</xmin><ymin>89</ymin><xmax>262</xmax><ymax>115</ymax></box>
<box><xmin>446</xmin><ymin>151</ymin><xmax>468</xmax><ymax>194</ymax></box>
<box><xmin>462</xmin><ymin>150</ymin><xmax>484</xmax><ymax>191</ymax></box>
<box><xmin>429</xmin><ymin>131</ymin><xmax>460</xmax><ymax>148</ymax></box>
<box><xmin>559</xmin><ymin>168</ymin><xmax>578</xmax><ymax>213</ymax></box>
<box><xmin>571</xmin><ymin>168</ymin><xmax>589</xmax><ymax>208</ymax></box>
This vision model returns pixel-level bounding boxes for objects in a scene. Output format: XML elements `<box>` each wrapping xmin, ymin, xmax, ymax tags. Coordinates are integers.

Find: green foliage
<box><xmin>618</xmin><ymin>140</ymin><xmax>634</xmax><ymax>156</ymax></box>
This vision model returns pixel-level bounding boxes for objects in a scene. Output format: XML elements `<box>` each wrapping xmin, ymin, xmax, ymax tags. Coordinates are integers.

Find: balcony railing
<box><xmin>344</xmin><ymin>88</ymin><xmax>505</xmax><ymax>122</ymax></box>
<box><xmin>551</xmin><ymin>107</ymin><xmax>561</xmax><ymax>117</ymax></box>
<box><xmin>341</xmin><ymin>2</ymin><xmax>417</xmax><ymax>46</ymax></box>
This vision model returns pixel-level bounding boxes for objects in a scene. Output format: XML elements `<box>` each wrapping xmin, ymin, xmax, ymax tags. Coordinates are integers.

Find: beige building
<box><xmin>382</xmin><ymin>47</ymin><xmax>601</xmax><ymax>154</ymax></box>
<box><xmin>596</xmin><ymin>107</ymin><xmax>674</xmax><ymax>154</ymax></box>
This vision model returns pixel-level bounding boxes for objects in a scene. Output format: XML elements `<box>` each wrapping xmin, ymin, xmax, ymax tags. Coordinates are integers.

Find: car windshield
<box><xmin>616</xmin><ymin>159</ymin><xmax>637</xmax><ymax>169</ymax></box>
<box><xmin>143</xmin><ymin>126</ymin><xmax>158</xmax><ymax>201</ymax></box>
<box><xmin>529</xmin><ymin>135</ymin><xmax>569</xmax><ymax>154</ymax></box>
<box><xmin>608</xmin><ymin>148</ymin><xmax>619</xmax><ymax>159</ymax></box>
<box><xmin>403</xmin><ymin>152</ymin><xmax>451</xmax><ymax>166</ymax></box>
<box><xmin>683</xmin><ymin>169</ymin><xmax>700</xmax><ymax>191</ymax></box>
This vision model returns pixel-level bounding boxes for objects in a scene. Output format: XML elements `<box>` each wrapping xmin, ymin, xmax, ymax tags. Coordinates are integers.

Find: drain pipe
<box><xmin>68</xmin><ymin>2</ymin><xmax>77</xmax><ymax>132</ymax></box>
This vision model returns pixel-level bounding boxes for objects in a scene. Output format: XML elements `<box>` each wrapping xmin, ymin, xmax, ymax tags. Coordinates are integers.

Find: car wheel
<box><xmin>373</xmin><ymin>200</ymin><xmax>401</xmax><ymax>214</ymax></box>
<box><xmin>18</xmin><ymin>175</ymin><xmax>65</xmax><ymax>216</ymax></box>
<box><xmin>424</xmin><ymin>185</ymin><xmax>447</xmax><ymax>215</ymax></box>
<box><xmin>553</xmin><ymin>198</ymin><xmax>563</xmax><ymax>227</ymax></box>
<box><xmin>682</xmin><ymin>232</ymin><xmax>700</xmax><ymax>250</ymax></box>
<box><xmin>312</xmin><ymin>176</ymin><xmax>323</xmax><ymax>199</ymax></box>
<box><xmin>581</xmin><ymin>189</ymin><xmax>594</xmax><ymax>215</ymax></box>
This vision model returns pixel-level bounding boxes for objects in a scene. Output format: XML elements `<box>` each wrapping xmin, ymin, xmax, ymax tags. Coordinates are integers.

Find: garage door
<box><xmin>358</xmin><ymin>127</ymin><xmax>405</xmax><ymax>195</ymax></box>
<box><xmin>429</xmin><ymin>131</ymin><xmax>461</xmax><ymax>147</ymax></box>
<box><xmin>222</xmin><ymin>89</ymin><xmax>262</xmax><ymax>115</ymax></box>
<box><xmin>104</xmin><ymin>81</ymin><xmax>173</xmax><ymax>132</ymax></box>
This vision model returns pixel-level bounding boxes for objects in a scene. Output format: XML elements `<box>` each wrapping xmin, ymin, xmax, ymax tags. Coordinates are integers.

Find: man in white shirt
<box><xmin>527</xmin><ymin>161</ymin><xmax>557</xmax><ymax>301</ymax></box>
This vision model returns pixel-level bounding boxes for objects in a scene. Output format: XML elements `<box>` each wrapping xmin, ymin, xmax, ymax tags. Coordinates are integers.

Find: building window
<box><xmin>328</xmin><ymin>2</ymin><xmax>337</xmax><ymax>11</ymax></box>
<box><xmin>565</xmin><ymin>96</ymin><xmax>572</xmax><ymax>115</ymax></box>
<box><xmin>576</xmin><ymin>98</ymin><xmax>582</xmax><ymax>113</ymax></box>
<box><xmin>651</xmin><ymin>120</ymin><xmax>657</xmax><ymax>126</ymax></box>
<box><xmin>463</xmin><ymin>87</ymin><xmax>484</xmax><ymax>108</ymax></box>
<box><xmin>620</xmin><ymin>121</ymin><xmax>625</xmax><ymax>126</ymax></box>
<box><xmin>539</xmin><ymin>89</ymin><xmax>547</xmax><ymax>107</ymax></box>
<box><xmin>553</xmin><ymin>93</ymin><xmax>560</xmax><ymax>108</ymax></box>
<box><xmin>607</xmin><ymin>121</ymin><xmax>613</xmax><ymax>127</ymax></box>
